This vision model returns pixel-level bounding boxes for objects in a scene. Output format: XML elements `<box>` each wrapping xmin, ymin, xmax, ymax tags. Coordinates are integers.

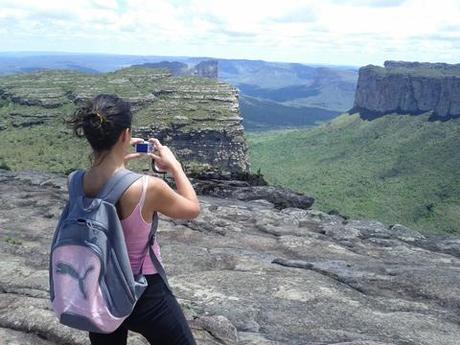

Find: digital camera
<box><xmin>135</xmin><ymin>141</ymin><xmax>154</xmax><ymax>154</ymax></box>
<box><xmin>135</xmin><ymin>140</ymin><xmax>165</xmax><ymax>173</ymax></box>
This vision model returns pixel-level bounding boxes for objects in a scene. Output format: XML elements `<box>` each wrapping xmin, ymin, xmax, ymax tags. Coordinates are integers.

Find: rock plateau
<box><xmin>0</xmin><ymin>67</ymin><xmax>247</xmax><ymax>175</ymax></box>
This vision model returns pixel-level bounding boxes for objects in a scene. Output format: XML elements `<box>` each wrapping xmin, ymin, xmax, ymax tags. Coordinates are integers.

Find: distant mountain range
<box><xmin>132</xmin><ymin>60</ymin><xmax>218</xmax><ymax>79</ymax></box>
<box><xmin>218</xmin><ymin>59</ymin><xmax>357</xmax><ymax>111</ymax></box>
<box><xmin>0</xmin><ymin>53</ymin><xmax>358</xmax><ymax>131</ymax></box>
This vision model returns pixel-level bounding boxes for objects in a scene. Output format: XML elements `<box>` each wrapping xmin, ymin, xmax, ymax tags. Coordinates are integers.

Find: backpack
<box><xmin>49</xmin><ymin>168</ymin><xmax>171</xmax><ymax>333</ymax></box>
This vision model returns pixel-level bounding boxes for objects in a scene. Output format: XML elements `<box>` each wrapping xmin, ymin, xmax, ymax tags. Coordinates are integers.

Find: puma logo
<box><xmin>56</xmin><ymin>262</ymin><xmax>94</xmax><ymax>299</ymax></box>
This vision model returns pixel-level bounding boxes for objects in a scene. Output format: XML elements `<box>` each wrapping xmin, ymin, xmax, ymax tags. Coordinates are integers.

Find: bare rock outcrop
<box><xmin>1</xmin><ymin>169</ymin><xmax>460</xmax><ymax>344</ymax></box>
<box><xmin>352</xmin><ymin>60</ymin><xmax>460</xmax><ymax>120</ymax></box>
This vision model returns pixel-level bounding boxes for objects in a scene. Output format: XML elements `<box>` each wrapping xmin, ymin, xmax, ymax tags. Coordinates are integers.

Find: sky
<box><xmin>0</xmin><ymin>0</ymin><xmax>459</xmax><ymax>67</ymax></box>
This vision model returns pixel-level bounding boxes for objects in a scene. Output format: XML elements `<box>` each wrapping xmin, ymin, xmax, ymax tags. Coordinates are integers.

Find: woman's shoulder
<box><xmin>143</xmin><ymin>174</ymin><xmax>176</xmax><ymax>205</ymax></box>
<box><xmin>144</xmin><ymin>174</ymin><xmax>167</xmax><ymax>193</ymax></box>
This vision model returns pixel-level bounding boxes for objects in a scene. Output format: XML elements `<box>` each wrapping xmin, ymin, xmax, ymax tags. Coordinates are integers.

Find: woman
<box><xmin>68</xmin><ymin>94</ymin><xmax>200</xmax><ymax>345</ymax></box>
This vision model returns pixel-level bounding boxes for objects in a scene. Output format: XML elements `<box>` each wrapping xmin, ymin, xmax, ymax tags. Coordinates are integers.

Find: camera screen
<box><xmin>136</xmin><ymin>143</ymin><xmax>150</xmax><ymax>153</ymax></box>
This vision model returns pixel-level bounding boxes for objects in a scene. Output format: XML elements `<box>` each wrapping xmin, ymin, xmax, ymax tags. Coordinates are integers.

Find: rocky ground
<box><xmin>1</xmin><ymin>169</ymin><xmax>460</xmax><ymax>345</ymax></box>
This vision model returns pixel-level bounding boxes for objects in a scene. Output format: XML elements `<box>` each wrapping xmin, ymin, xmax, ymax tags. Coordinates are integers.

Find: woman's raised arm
<box><xmin>146</xmin><ymin>138</ymin><xmax>200</xmax><ymax>219</ymax></box>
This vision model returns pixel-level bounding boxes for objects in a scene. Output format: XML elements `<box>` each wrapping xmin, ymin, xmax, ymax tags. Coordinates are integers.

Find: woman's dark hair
<box><xmin>67</xmin><ymin>94</ymin><xmax>132</xmax><ymax>163</ymax></box>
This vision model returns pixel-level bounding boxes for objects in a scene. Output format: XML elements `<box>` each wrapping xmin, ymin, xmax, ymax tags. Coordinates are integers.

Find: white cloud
<box><xmin>329</xmin><ymin>0</ymin><xmax>408</xmax><ymax>7</ymax></box>
<box><xmin>0</xmin><ymin>0</ymin><xmax>459</xmax><ymax>66</ymax></box>
<box><xmin>91</xmin><ymin>0</ymin><xmax>119</xmax><ymax>10</ymax></box>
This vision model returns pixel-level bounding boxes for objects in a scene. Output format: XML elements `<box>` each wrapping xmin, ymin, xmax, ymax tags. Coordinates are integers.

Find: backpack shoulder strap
<box><xmin>98</xmin><ymin>169</ymin><xmax>143</xmax><ymax>204</ymax></box>
<box><xmin>148</xmin><ymin>212</ymin><xmax>172</xmax><ymax>293</ymax></box>
<box><xmin>68</xmin><ymin>169</ymin><xmax>85</xmax><ymax>200</ymax></box>
<box><xmin>138</xmin><ymin>212</ymin><xmax>172</xmax><ymax>293</ymax></box>
<box><xmin>148</xmin><ymin>214</ymin><xmax>172</xmax><ymax>293</ymax></box>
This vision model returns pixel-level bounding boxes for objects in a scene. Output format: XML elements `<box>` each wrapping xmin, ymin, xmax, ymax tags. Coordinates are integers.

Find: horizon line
<box><xmin>0</xmin><ymin>50</ymin><xmax>363</xmax><ymax>69</ymax></box>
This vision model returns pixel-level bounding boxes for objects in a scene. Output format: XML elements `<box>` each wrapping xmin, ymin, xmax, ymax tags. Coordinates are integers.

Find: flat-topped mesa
<box><xmin>0</xmin><ymin>67</ymin><xmax>249</xmax><ymax>175</ymax></box>
<box><xmin>351</xmin><ymin>60</ymin><xmax>460</xmax><ymax>121</ymax></box>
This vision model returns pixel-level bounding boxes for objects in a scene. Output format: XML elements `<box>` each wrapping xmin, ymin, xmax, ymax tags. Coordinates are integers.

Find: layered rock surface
<box><xmin>1</xmin><ymin>170</ymin><xmax>460</xmax><ymax>344</ymax></box>
<box><xmin>0</xmin><ymin>67</ymin><xmax>248</xmax><ymax>174</ymax></box>
<box><xmin>352</xmin><ymin>60</ymin><xmax>460</xmax><ymax>120</ymax></box>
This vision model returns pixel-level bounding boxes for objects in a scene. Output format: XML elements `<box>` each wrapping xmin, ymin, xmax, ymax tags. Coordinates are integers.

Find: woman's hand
<box><xmin>148</xmin><ymin>138</ymin><xmax>181</xmax><ymax>174</ymax></box>
<box><xmin>123</xmin><ymin>137</ymin><xmax>144</xmax><ymax>162</ymax></box>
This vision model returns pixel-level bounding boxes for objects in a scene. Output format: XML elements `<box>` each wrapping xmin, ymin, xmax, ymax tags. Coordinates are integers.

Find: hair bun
<box><xmin>67</xmin><ymin>94</ymin><xmax>132</xmax><ymax>152</ymax></box>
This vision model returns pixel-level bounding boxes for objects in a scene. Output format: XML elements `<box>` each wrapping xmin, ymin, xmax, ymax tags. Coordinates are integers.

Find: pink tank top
<box><xmin>120</xmin><ymin>175</ymin><xmax>164</xmax><ymax>275</ymax></box>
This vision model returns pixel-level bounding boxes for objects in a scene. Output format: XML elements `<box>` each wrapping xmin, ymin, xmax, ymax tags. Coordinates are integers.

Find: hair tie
<box><xmin>95</xmin><ymin>112</ymin><xmax>105</xmax><ymax>124</ymax></box>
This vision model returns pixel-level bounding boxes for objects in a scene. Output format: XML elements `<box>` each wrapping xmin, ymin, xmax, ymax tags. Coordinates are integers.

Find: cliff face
<box><xmin>352</xmin><ymin>60</ymin><xmax>460</xmax><ymax>120</ymax></box>
<box><xmin>0</xmin><ymin>67</ymin><xmax>248</xmax><ymax>174</ymax></box>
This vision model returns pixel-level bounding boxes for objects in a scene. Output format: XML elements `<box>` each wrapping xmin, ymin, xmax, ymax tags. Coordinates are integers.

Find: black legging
<box><xmin>89</xmin><ymin>274</ymin><xmax>197</xmax><ymax>345</ymax></box>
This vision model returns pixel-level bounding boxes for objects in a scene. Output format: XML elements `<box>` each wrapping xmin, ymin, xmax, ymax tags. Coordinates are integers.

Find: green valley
<box><xmin>247</xmin><ymin>113</ymin><xmax>460</xmax><ymax>234</ymax></box>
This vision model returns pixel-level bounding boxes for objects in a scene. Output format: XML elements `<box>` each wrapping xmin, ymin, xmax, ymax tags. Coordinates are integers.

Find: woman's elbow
<box><xmin>188</xmin><ymin>202</ymin><xmax>201</xmax><ymax>219</ymax></box>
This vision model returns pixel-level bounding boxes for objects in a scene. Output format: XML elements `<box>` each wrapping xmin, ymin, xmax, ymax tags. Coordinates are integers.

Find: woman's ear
<box><xmin>119</xmin><ymin>128</ymin><xmax>131</xmax><ymax>144</ymax></box>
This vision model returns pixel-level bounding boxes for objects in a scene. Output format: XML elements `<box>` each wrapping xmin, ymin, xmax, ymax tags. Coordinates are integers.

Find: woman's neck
<box><xmin>90</xmin><ymin>150</ymin><xmax>126</xmax><ymax>176</ymax></box>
